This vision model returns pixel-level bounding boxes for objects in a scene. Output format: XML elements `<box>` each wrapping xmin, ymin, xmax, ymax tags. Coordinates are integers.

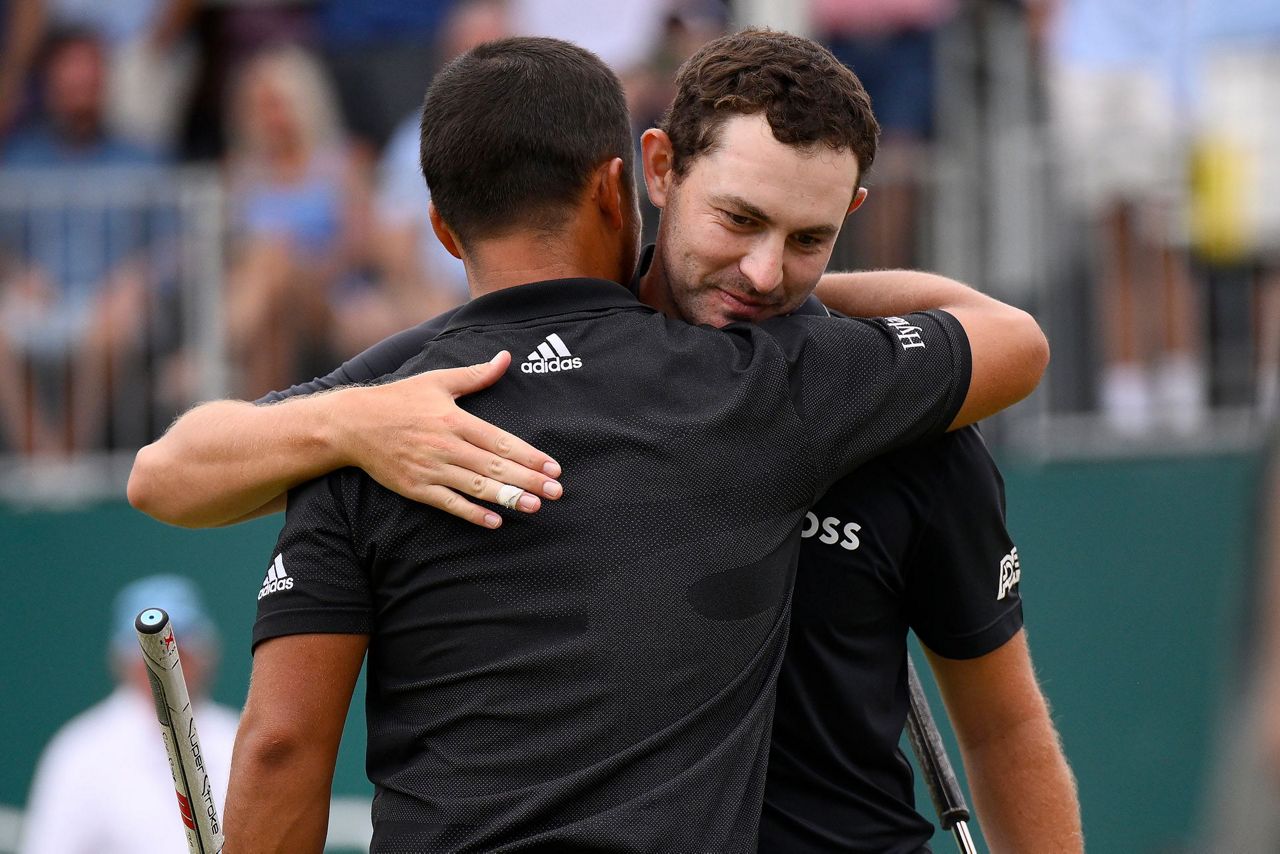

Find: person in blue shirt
<box><xmin>0</xmin><ymin>28</ymin><xmax>165</xmax><ymax>453</ymax></box>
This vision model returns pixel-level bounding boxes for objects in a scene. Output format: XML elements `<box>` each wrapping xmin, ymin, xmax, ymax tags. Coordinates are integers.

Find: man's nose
<box><xmin>738</xmin><ymin>238</ymin><xmax>785</xmax><ymax>295</ymax></box>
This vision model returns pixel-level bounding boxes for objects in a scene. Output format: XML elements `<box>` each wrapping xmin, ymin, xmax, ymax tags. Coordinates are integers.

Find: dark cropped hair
<box><xmin>660</xmin><ymin>28</ymin><xmax>879</xmax><ymax>182</ymax></box>
<box><xmin>420</xmin><ymin>36</ymin><xmax>634</xmax><ymax>243</ymax></box>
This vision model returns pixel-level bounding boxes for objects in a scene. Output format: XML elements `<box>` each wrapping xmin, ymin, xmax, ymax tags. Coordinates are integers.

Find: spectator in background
<box><xmin>811</xmin><ymin>0</ymin><xmax>959</xmax><ymax>270</ymax></box>
<box><xmin>1047</xmin><ymin>0</ymin><xmax>1206</xmax><ymax>435</ymax></box>
<box><xmin>1</xmin><ymin>29</ymin><xmax>159</xmax><ymax>167</ymax></box>
<box><xmin>20</xmin><ymin>574</ymin><xmax>238</xmax><ymax>854</ymax></box>
<box><xmin>0</xmin><ymin>0</ymin><xmax>46</xmax><ymax>138</ymax></box>
<box><xmin>1191</xmin><ymin>0</ymin><xmax>1280</xmax><ymax>416</ymax></box>
<box><xmin>620</xmin><ymin>1</ymin><xmax>728</xmax><ymax>241</ymax></box>
<box><xmin>374</xmin><ymin>0</ymin><xmax>510</xmax><ymax>317</ymax></box>
<box><xmin>223</xmin><ymin>46</ymin><xmax>381</xmax><ymax>399</ymax></box>
<box><xmin>0</xmin><ymin>29</ymin><xmax>165</xmax><ymax>454</ymax></box>
<box><xmin>509</xmin><ymin>0</ymin><xmax>668</xmax><ymax>74</ymax></box>
<box><xmin>318</xmin><ymin>0</ymin><xmax>459</xmax><ymax>154</ymax></box>
<box><xmin>10</xmin><ymin>0</ymin><xmax>202</xmax><ymax>153</ymax></box>
<box><xmin>622</xmin><ymin>1</ymin><xmax>728</xmax><ymax>130</ymax></box>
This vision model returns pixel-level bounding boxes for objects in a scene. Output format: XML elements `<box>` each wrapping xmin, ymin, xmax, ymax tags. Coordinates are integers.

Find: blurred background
<box><xmin>0</xmin><ymin>0</ymin><xmax>1277</xmax><ymax>851</ymax></box>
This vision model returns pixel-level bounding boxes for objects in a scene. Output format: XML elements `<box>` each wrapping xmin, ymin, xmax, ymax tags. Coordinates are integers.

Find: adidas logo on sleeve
<box><xmin>258</xmin><ymin>554</ymin><xmax>294</xmax><ymax>600</ymax></box>
<box><xmin>522</xmin><ymin>332</ymin><xmax>582</xmax><ymax>374</ymax></box>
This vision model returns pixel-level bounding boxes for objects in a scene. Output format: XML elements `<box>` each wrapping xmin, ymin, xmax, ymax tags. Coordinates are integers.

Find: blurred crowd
<box><xmin>0</xmin><ymin>0</ymin><xmax>1277</xmax><ymax>457</ymax></box>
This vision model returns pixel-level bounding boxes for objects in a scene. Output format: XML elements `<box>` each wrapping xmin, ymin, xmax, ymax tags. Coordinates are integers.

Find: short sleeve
<box><xmin>255</xmin><ymin>311</ymin><xmax>459</xmax><ymax>403</ymax></box>
<box><xmin>252</xmin><ymin>471</ymin><xmax>373</xmax><ymax>649</ymax></box>
<box><xmin>906</xmin><ymin>426</ymin><xmax>1024</xmax><ymax>659</ymax></box>
<box><xmin>762</xmin><ymin>309</ymin><xmax>971</xmax><ymax>478</ymax></box>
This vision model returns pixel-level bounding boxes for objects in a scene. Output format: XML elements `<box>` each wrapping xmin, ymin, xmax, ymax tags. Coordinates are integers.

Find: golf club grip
<box><xmin>136</xmin><ymin>608</ymin><xmax>225</xmax><ymax>854</ymax></box>
<box><xmin>905</xmin><ymin>655</ymin><xmax>970</xmax><ymax>831</ymax></box>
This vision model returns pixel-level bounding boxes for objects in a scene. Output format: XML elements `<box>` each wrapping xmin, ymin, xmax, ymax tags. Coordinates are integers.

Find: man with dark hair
<box><xmin>221</xmin><ymin>35</ymin><xmax>1046</xmax><ymax>851</ymax></box>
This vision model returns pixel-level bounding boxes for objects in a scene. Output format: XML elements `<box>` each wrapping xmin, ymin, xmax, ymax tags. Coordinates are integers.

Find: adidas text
<box><xmin>522</xmin><ymin>356</ymin><xmax>582</xmax><ymax>374</ymax></box>
<box><xmin>522</xmin><ymin>332</ymin><xmax>583</xmax><ymax>374</ymax></box>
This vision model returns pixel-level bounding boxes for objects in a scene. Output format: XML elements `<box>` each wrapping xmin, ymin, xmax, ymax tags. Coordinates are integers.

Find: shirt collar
<box><xmin>442</xmin><ymin>277</ymin><xmax>648</xmax><ymax>334</ymax></box>
<box><xmin>629</xmin><ymin>243</ymin><xmax>656</xmax><ymax>293</ymax></box>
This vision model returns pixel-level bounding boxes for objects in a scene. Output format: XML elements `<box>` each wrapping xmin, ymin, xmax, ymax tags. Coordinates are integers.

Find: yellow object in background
<box><xmin>1190</xmin><ymin>135</ymin><xmax>1250</xmax><ymax>264</ymax></box>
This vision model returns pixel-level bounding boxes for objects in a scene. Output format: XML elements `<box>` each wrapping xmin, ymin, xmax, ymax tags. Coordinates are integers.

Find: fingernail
<box><xmin>542</xmin><ymin>460</ymin><xmax>561</xmax><ymax>477</ymax></box>
<box><xmin>543</xmin><ymin>481</ymin><xmax>562</xmax><ymax>498</ymax></box>
<box><xmin>484</xmin><ymin>513</ymin><xmax>501</xmax><ymax>528</ymax></box>
<box><xmin>490</xmin><ymin>351</ymin><xmax>507</xmax><ymax>364</ymax></box>
<box><xmin>516</xmin><ymin>494</ymin><xmax>539</xmax><ymax>512</ymax></box>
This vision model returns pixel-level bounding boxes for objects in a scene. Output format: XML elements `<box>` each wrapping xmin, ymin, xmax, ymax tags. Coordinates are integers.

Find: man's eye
<box><xmin>724</xmin><ymin>212</ymin><xmax>753</xmax><ymax>227</ymax></box>
<box><xmin>793</xmin><ymin>234</ymin><xmax>821</xmax><ymax>248</ymax></box>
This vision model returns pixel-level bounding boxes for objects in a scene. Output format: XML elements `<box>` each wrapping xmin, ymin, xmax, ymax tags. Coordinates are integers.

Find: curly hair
<box><xmin>660</xmin><ymin>28</ymin><xmax>879</xmax><ymax>182</ymax></box>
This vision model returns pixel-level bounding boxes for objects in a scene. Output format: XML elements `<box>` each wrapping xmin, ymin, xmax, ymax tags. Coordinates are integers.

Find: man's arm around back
<box><xmin>816</xmin><ymin>270</ymin><xmax>1049</xmax><ymax>428</ymax></box>
<box><xmin>128</xmin><ymin>352</ymin><xmax>562</xmax><ymax>529</ymax></box>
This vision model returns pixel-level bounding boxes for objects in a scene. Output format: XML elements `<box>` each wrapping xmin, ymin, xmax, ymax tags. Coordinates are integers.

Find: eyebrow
<box><xmin>711</xmin><ymin>194</ymin><xmax>840</xmax><ymax>238</ymax></box>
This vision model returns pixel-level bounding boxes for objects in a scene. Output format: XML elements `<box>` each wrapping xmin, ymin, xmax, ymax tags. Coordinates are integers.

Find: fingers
<box><xmin>443</xmin><ymin>438</ymin><xmax>562</xmax><ymax>501</ymax></box>
<box><xmin>408</xmin><ymin>466</ymin><xmax>550</xmax><ymax>529</ymax></box>
<box><xmin>410</xmin><ymin>357</ymin><xmax>563</xmax><ymax>480</ymax></box>
<box><xmin>433</xmin><ymin>464</ymin><xmax>547</xmax><ymax>511</ymax></box>
<box><xmin>496</xmin><ymin>484</ymin><xmax>524</xmax><ymax>510</ymax></box>
<box><xmin>413</xmin><ymin>484</ymin><xmax>505</xmax><ymax>529</ymax></box>
<box><xmin>457</xmin><ymin>415</ymin><xmax>562</xmax><ymax>482</ymax></box>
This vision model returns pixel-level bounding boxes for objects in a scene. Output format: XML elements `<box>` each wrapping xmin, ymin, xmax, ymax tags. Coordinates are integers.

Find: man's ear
<box><xmin>847</xmin><ymin>186</ymin><xmax>868</xmax><ymax>216</ymax></box>
<box><xmin>640</xmin><ymin>127</ymin><xmax>675</xmax><ymax>209</ymax></box>
<box><xmin>428</xmin><ymin>202</ymin><xmax>463</xmax><ymax>259</ymax></box>
<box><xmin>594</xmin><ymin>156</ymin><xmax>626</xmax><ymax>231</ymax></box>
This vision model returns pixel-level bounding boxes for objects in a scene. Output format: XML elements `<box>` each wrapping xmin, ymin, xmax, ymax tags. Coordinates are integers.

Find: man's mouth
<box><xmin>715</xmin><ymin>288</ymin><xmax>774</xmax><ymax>318</ymax></box>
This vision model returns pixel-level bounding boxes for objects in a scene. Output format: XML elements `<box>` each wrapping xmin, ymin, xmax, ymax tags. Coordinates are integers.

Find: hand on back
<box><xmin>339</xmin><ymin>351</ymin><xmax>562</xmax><ymax>528</ymax></box>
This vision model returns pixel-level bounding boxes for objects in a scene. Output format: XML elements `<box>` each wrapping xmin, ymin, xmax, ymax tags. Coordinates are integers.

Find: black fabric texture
<box><xmin>759</xmin><ymin>425</ymin><xmax>1022</xmax><ymax>853</ymax></box>
<box><xmin>254</xmin><ymin>306</ymin><xmax>462</xmax><ymax>404</ymax></box>
<box><xmin>252</xmin><ymin>277</ymin><xmax>971</xmax><ymax>852</ymax></box>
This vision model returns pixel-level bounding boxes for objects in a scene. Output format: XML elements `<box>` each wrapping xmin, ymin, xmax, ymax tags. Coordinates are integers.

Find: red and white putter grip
<box><xmin>136</xmin><ymin>607</ymin><xmax>224</xmax><ymax>854</ymax></box>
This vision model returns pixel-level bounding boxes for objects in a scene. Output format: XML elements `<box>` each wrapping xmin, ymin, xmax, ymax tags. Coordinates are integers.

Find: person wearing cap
<box><xmin>19</xmin><ymin>575</ymin><xmax>238</xmax><ymax>854</ymax></box>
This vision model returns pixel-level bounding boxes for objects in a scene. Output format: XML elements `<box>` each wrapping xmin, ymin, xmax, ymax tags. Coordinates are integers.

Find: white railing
<box><xmin>0</xmin><ymin>166</ymin><xmax>226</xmax><ymax>499</ymax></box>
<box><xmin>0</xmin><ymin>138</ymin><xmax>1274</xmax><ymax>506</ymax></box>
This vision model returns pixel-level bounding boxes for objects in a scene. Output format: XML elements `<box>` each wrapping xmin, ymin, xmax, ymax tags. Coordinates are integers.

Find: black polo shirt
<box><xmin>254</xmin><ymin>277</ymin><xmax>970</xmax><ymax>852</ymax></box>
<box><xmin>760</xmin><ymin>424</ymin><xmax>1022</xmax><ymax>853</ymax></box>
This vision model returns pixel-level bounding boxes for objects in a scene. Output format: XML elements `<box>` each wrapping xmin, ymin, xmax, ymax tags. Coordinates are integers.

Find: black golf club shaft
<box><xmin>905</xmin><ymin>654</ymin><xmax>978</xmax><ymax>854</ymax></box>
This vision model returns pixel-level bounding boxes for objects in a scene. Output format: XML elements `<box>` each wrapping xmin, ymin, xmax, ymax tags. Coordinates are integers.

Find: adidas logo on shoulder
<box><xmin>521</xmin><ymin>332</ymin><xmax>582</xmax><ymax>374</ymax></box>
<box><xmin>258</xmin><ymin>554</ymin><xmax>294</xmax><ymax>600</ymax></box>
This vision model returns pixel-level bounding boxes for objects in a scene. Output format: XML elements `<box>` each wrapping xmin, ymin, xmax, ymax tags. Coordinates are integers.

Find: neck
<box><xmin>637</xmin><ymin>234</ymin><xmax>681</xmax><ymax>321</ymax></box>
<box><xmin>463</xmin><ymin>228</ymin><xmax>623</xmax><ymax>298</ymax></box>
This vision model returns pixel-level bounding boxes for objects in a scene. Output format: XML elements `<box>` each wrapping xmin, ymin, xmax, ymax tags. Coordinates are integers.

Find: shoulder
<box><xmin>872</xmin><ymin>424</ymin><xmax>999</xmax><ymax>485</ymax></box>
<box><xmin>819</xmin><ymin>425</ymin><xmax>1002</xmax><ymax>510</ymax></box>
<box><xmin>363</xmin><ymin>312</ymin><xmax>458</xmax><ymax>371</ymax></box>
<box><xmin>259</xmin><ymin>311</ymin><xmax>459</xmax><ymax>402</ymax></box>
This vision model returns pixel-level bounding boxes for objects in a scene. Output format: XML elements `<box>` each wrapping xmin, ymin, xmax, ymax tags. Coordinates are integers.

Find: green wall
<box><xmin>915</xmin><ymin>450</ymin><xmax>1260</xmax><ymax>852</ymax></box>
<box><xmin>0</xmin><ymin>450</ymin><xmax>1263</xmax><ymax>851</ymax></box>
